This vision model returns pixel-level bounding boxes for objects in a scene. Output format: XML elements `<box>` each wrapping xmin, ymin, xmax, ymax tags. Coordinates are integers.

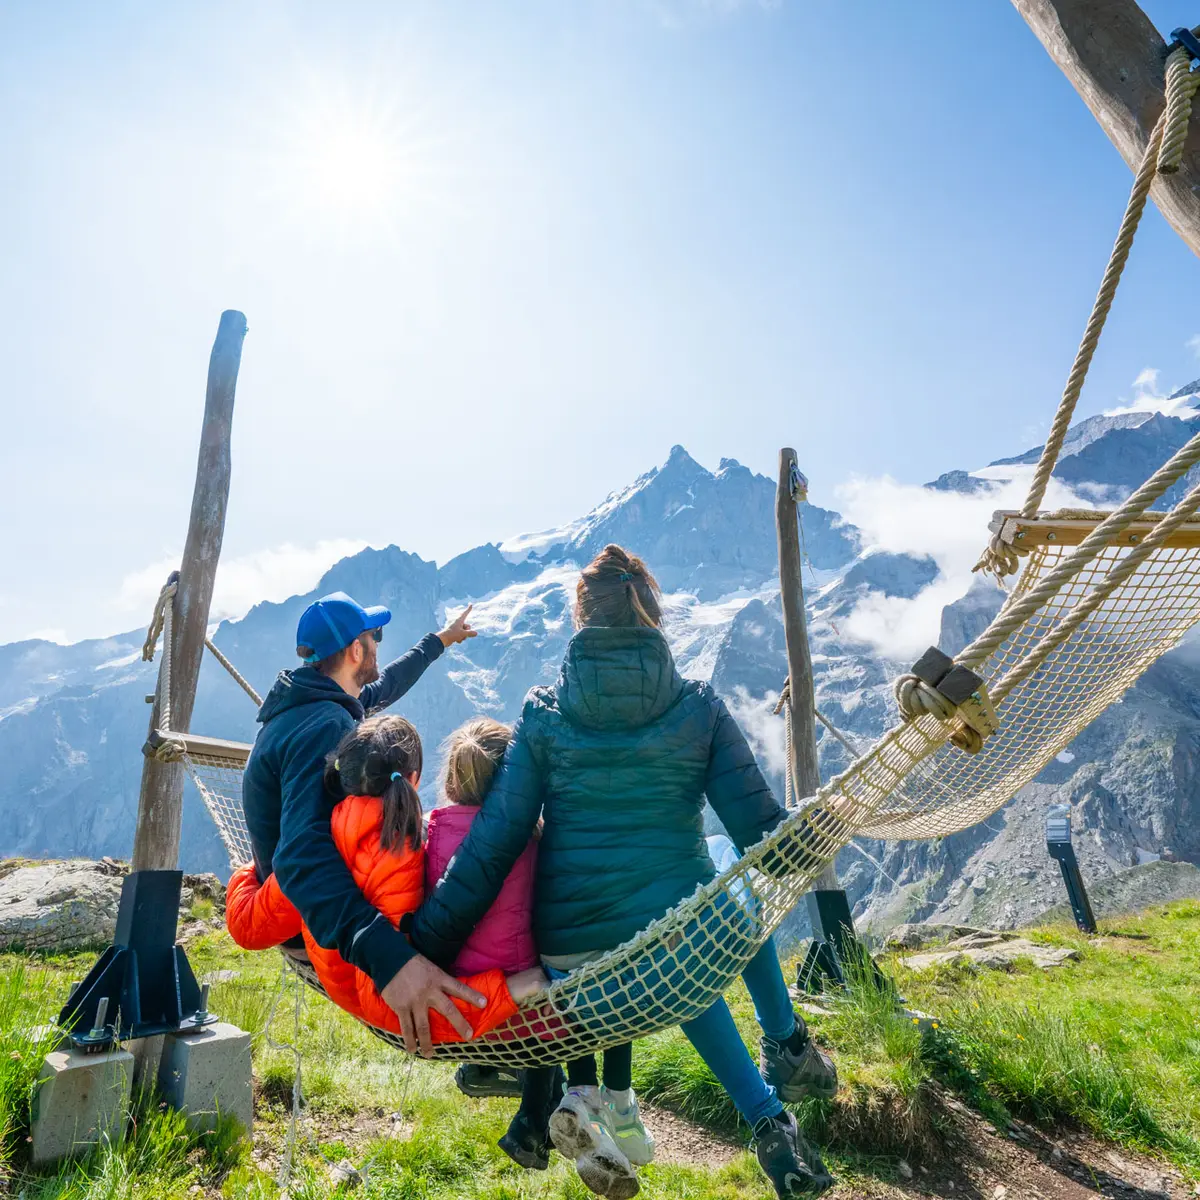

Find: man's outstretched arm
<box><xmin>360</xmin><ymin>606</ymin><xmax>477</xmax><ymax>713</ymax></box>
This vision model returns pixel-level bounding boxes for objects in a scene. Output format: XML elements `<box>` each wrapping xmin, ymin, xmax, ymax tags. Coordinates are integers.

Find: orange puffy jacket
<box><xmin>226</xmin><ymin>793</ymin><xmax>518</xmax><ymax>1043</ymax></box>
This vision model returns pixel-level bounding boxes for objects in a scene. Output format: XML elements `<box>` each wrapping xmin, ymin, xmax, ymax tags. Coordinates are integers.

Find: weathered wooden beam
<box><xmin>131</xmin><ymin>310</ymin><xmax>248</xmax><ymax>871</ymax></box>
<box><xmin>1012</xmin><ymin>0</ymin><xmax>1200</xmax><ymax>258</ymax></box>
<box><xmin>775</xmin><ymin>448</ymin><xmax>839</xmax><ymax>890</ymax></box>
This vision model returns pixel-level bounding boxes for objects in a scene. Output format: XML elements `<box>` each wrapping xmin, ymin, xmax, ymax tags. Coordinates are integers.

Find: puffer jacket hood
<box><xmin>555</xmin><ymin>626</ymin><xmax>683</xmax><ymax>732</ymax></box>
<box><xmin>256</xmin><ymin>665</ymin><xmax>364</xmax><ymax>726</ymax></box>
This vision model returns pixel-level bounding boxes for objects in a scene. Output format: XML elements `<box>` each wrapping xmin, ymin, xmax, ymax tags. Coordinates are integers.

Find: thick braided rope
<box><xmin>1158</xmin><ymin>45</ymin><xmax>1200</xmax><ymax>173</ymax></box>
<box><xmin>142</xmin><ymin>574</ymin><xmax>263</xmax><ymax>710</ymax></box>
<box><xmin>141</xmin><ymin>579</ymin><xmax>178</xmax><ymax>664</ymax></box>
<box><xmin>145</xmin><ymin>581</ymin><xmax>186</xmax><ymax>762</ymax></box>
<box><xmin>204</xmin><ymin>636</ymin><xmax>263</xmax><ymax>707</ymax></box>
<box><xmin>977</xmin><ymin>47</ymin><xmax>1195</xmax><ymax>579</ymax></box>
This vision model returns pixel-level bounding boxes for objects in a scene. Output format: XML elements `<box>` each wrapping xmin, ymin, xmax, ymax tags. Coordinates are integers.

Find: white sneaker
<box><xmin>604</xmin><ymin>1088</ymin><xmax>655</xmax><ymax>1166</ymax></box>
<box><xmin>549</xmin><ymin>1086</ymin><xmax>640</xmax><ymax>1199</ymax></box>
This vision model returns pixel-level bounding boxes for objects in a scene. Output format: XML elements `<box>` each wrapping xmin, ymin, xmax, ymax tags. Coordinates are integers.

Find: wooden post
<box><xmin>775</xmin><ymin>448</ymin><xmax>838</xmax><ymax>891</ymax></box>
<box><xmin>131</xmin><ymin>310</ymin><xmax>248</xmax><ymax>871</ymax></box>
<box><xmin>1012</xmin><ymin>0</ymin><xmax>1200</xmax><ymax>259</ymax></box>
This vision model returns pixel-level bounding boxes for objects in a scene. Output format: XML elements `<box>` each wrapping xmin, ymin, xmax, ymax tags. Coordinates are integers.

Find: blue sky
<box><xmin>4</xmin><ymin>0</ymin><xmax>1200</xmax><ymax>644</ymax></box>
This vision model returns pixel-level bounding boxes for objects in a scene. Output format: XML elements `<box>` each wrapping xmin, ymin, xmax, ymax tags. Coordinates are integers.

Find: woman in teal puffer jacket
<box><xmin>413</xmin><ymin>545</ymin><xmax>837</xmax><ymax>1200</ymax></box>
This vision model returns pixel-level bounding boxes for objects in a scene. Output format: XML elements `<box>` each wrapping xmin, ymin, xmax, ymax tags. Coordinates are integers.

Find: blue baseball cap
<box><xmin>296</xmin><ymin>592</ymin><xmax>392</xmax><ymax>663</ymax></box>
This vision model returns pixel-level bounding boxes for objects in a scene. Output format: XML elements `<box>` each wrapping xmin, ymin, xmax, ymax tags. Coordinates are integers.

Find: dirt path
<box><xmin>823</xmin><ymin>1093</ymin><xmax>1188</xmax><ymax>1199</ymax></box>
<box><xmin>640</xmin><ymin>1103</ymin><xmax>745</xmax><ymax>1169</ymax></box>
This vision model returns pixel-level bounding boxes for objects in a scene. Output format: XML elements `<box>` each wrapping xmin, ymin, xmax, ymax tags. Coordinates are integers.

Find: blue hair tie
<box><xmin>619</xmin><ymin>572</ymin><xmax>634</xmax><ymax>582</ymax></box>
<box><xmin>390</xmin><ymin>771</ymin><xmax>403</xmax><ymax>782</ymax></box>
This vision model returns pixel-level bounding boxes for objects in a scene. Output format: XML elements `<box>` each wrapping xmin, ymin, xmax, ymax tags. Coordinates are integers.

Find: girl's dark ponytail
<box><xmin>327</xmin><ymin>714</ymin><xmax>425</xmax><ymax>854</ymax></box>
<box><xmin>380</xmin><ymin>769</ymin><xmax>423</xmax><ymax>853</ymax></box>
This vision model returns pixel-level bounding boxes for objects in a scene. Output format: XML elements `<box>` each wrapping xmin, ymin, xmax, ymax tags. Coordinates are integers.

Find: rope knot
<box><xmin>1158</xmin><ymin>47</ymin><xmax>1199</xmax><ymax>175</ymax></box>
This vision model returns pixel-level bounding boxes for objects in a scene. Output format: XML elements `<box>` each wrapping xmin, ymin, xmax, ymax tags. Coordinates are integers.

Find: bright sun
<box><xmin>301</xmin><ymin>123</ymin><xmax>400</xmax><ymax>221</ymax></box>
<box><xmin>268</xmin><ymin>87</ymin><xmax>419</xmax><ymax>243</ymax></box>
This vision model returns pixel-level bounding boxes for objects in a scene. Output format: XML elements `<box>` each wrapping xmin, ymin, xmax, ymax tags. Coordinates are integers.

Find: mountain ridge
<box><xmin>3</xmin><ymin>421</ymin><xmax>1198</xmax><ymax>938</ymax></box>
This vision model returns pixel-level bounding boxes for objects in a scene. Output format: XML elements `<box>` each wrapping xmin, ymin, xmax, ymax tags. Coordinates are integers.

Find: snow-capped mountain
<box><xmin>2</xmin><ymin>428</ymin><xmax>1199</xmax><ymax>940</ymax></box>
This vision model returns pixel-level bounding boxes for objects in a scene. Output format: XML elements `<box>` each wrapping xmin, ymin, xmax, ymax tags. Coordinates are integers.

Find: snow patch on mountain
<box><xmin>498</xmin><ymin>473</ymin><xmax>656</xmax><ymax>564</ymax></box>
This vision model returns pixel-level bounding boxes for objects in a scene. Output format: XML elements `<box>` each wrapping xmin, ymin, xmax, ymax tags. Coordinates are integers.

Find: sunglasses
<box><xmin>369</xmin><ymin>627</ymin><xmax>384</xmax><ymax>644</ymax></box>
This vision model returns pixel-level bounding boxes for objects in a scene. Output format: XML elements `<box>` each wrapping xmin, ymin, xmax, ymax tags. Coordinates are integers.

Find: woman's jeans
<box><xmin>678</xmin><ymin>936</ymin><xmax>790</xmax><ymax>1126</ymax></box>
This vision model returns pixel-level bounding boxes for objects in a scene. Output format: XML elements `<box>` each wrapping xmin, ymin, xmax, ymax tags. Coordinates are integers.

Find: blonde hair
<box><xmin>442</xmin><ymin>717</ymin><xmax>512</xmax><ymax>806</ymax></box>
<box><xmin>574</xmin><ymin>544</ymin><xmax>663</xmax><ymax>630</ymax></box>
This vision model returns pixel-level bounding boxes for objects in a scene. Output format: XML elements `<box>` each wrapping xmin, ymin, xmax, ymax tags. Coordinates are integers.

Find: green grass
<box><xmin>2</xmin><ymin>901</ymin><xmax>1200</xmax><ymax>1196</ymax></box>
<box><xmin>899</xmin><ymin>900</ymin><xmax>1200</xmax><ymax>1168</ymax></box>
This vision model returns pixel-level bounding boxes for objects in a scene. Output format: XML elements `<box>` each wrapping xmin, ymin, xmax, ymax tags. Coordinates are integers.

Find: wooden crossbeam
<box><xmin>989</xmin><ymin>509</ymin><xmax>1200</xmax><ymax>549</ymax></box>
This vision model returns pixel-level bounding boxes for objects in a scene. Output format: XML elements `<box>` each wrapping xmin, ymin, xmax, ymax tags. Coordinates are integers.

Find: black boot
<box><xmin>753</xmin><ymin>1111</ymin><xmax>834</xmax><ymax>1198</ymax></box>
<box><xmin>498</xmin><ymin>1065</ymin><xmax>564</xmax><ymax>1171</ymax></box>
<box><xmin>499</xmin><ymin>1109</ymin><xmax>552</xmax><ymax>1170</ymax></box>
<box><xmin>455</xmin><ymin>1064</ymin><xmax>525</xmax><ymax>1098</ymax></box>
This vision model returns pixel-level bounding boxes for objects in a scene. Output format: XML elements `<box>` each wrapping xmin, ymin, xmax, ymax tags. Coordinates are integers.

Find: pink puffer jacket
<box><xmin>424</xmin><ymin>804</ymin><xmax>539</xmax><ymax>975</ymax></box>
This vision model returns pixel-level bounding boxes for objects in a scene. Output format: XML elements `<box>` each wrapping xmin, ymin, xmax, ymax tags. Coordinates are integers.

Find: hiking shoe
<box><xmin>760</xmin><ymin>1024</ymin><xmax>838</xmax><ymax>1102</ymax></box>
<box><xmin>603</xmin><ymin>1088</ymin><xmax>656</xmax><ymax>1166</ymax></box>
<box><xmin>498</xmin><ymin>1110</ymin><xmax>551</xmax><ymax>1171</ymax></box>
<box><xmin>455</xmin><ymin>1064</ymin><xmax>524</xmax><ymax>1099</ymax></box>
<box><xmin>753</xmin><ymin>1111</ymin><xmax>834</xmax><ymax>1198</ymax></box>
<box><xmin>549</xmin><ymin>1086</ymin><xmax>639</xmax><ymax>1199</ymax></box>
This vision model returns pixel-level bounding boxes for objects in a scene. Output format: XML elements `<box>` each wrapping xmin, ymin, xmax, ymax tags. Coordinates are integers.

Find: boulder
<box><xmin>0</xmin><ymin>860</ymin><xmax>124</xmax><ymax>952</ymax></box>
<box><xmin>885</xmin><ymin>922</ymin><xmax>987</xmax><ymax>950</ymax></box>
<box><xmin>901</xmin><ymin>930</ymin><xmax>1078</xmax><ymax>973</ymax></box>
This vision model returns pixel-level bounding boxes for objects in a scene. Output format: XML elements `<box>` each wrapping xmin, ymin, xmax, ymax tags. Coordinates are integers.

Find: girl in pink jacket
<box><xmin>425</xmin><ymin>717</ymin><xmax>539</xmax><ymax>975</ymax></box>
<box><xmin>428</xmin><ymin>718</ymin><xmax>558</xmax><ymax>1168</ymax></box>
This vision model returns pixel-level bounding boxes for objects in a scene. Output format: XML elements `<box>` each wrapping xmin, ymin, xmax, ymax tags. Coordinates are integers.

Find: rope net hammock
<box><xmin>170</xmin><ymin>491</ymin><xmax>1200</xmax><ymax>1067</ymax></box>
<box><xmin>142</xmin><ymin>46</ymin><xmax>1200</xmax><ymax>1065</ymax></box>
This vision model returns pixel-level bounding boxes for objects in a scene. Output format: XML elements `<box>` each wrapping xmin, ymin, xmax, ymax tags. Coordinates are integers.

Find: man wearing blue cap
<box><xmin>243</xmin><ymin>591</ymin><xmax>482</xmax><ymax>1052</ymax></box>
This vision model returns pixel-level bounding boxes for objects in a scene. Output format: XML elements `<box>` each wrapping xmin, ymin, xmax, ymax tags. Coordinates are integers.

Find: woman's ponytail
<box><xmin>575</xmin><ymin>543</ymin><xmax>663</xmax><ymax>630</ymax></box>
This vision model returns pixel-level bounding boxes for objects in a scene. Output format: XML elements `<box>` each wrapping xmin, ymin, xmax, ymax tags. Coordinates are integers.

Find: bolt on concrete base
<box><xmin>157</xmin><ymin>1022</ymin><xmax>253</xmax><ymax>1135</ymax></box>
<box><xmin>31</xmin><ymin>1043</ymin><xmax>133</xmax><ymax>1166</ymax></box>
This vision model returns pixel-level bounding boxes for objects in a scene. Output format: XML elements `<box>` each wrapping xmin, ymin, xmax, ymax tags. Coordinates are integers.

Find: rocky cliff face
<box><xmin>3</xmin><ymin>428</ymin><xmax>1199</xmax><ymax>938</ymax></box>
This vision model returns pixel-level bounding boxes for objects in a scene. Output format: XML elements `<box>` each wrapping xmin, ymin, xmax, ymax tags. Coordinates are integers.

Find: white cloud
<box><xmin>725</xmin><ymin>685</ymin><xmax>787</xmax><ymax>777</ymax></box>
<box><xmin>1104</xmin><ymin>366</ymin><xmax>1198</xmax><ymax>417</ymax></box>
<box><xmin>1188</xmin><ymin>334</ymin><xmax>1200</xmax><ymax>359</ymax></box>
<box><xmin>118</xmin><ymin>539</ymin><xmax>368</xmax><ymax>626</ymax></box>
<box><xmin>832</xmin><ymin>470</ymin><xmax>1093</xmax><ymax>660</ymax></box>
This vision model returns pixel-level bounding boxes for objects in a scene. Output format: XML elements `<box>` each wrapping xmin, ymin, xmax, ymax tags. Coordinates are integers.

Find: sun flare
<box><xmin>267</xmin><ymin>85</ymin><xmax>424</xmax><ymax>244</ymax></box>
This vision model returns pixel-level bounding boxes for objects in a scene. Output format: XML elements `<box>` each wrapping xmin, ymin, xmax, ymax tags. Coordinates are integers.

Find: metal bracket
<box><xmin>1168</xmin><ymin>27</ymin><xmax>1200</xmax><ymax>63</ymax></box>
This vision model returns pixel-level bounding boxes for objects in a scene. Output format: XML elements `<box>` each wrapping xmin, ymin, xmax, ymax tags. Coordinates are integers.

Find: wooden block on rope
<box><xmin>935</xmin><ymin>664</ymin><xmax>985</xmax><ymax>707</ymax></box>
<box><xmin>910</xmin><ymin>646</ymin><xmax>955</xmax><ymax>688</ymax></box>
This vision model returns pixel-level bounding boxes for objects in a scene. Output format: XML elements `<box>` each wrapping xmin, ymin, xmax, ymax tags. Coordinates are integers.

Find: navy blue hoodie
<box><xmin>243</xmin><ymin>634</ymin><xmax>444</xmax><ymax>991</ymax></box>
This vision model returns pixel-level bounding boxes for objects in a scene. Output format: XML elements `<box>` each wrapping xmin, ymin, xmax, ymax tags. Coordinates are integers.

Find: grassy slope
<box><xmin>0</xmin><ymin>900</ymin><xmax>1198</xmax><ymax>1198</ymax></box>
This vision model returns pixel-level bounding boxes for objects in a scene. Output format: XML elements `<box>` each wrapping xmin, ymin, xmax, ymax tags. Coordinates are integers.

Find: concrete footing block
<box><xmin>31</xmin><ymin>1044</ymin><xmax>133</xmax><ymax>1165</ymax></box>
<box><xmin>157</xmin><ymin>1022</ymin><xmax>253</xmax><ymax>1135</ymax></box>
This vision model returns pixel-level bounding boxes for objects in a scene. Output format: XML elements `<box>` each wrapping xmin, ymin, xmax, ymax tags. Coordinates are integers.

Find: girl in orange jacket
<box><xmin>226</xmin><ymin>713</ymin><xmax>547</xmax><ymax>1044</ymax></box>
